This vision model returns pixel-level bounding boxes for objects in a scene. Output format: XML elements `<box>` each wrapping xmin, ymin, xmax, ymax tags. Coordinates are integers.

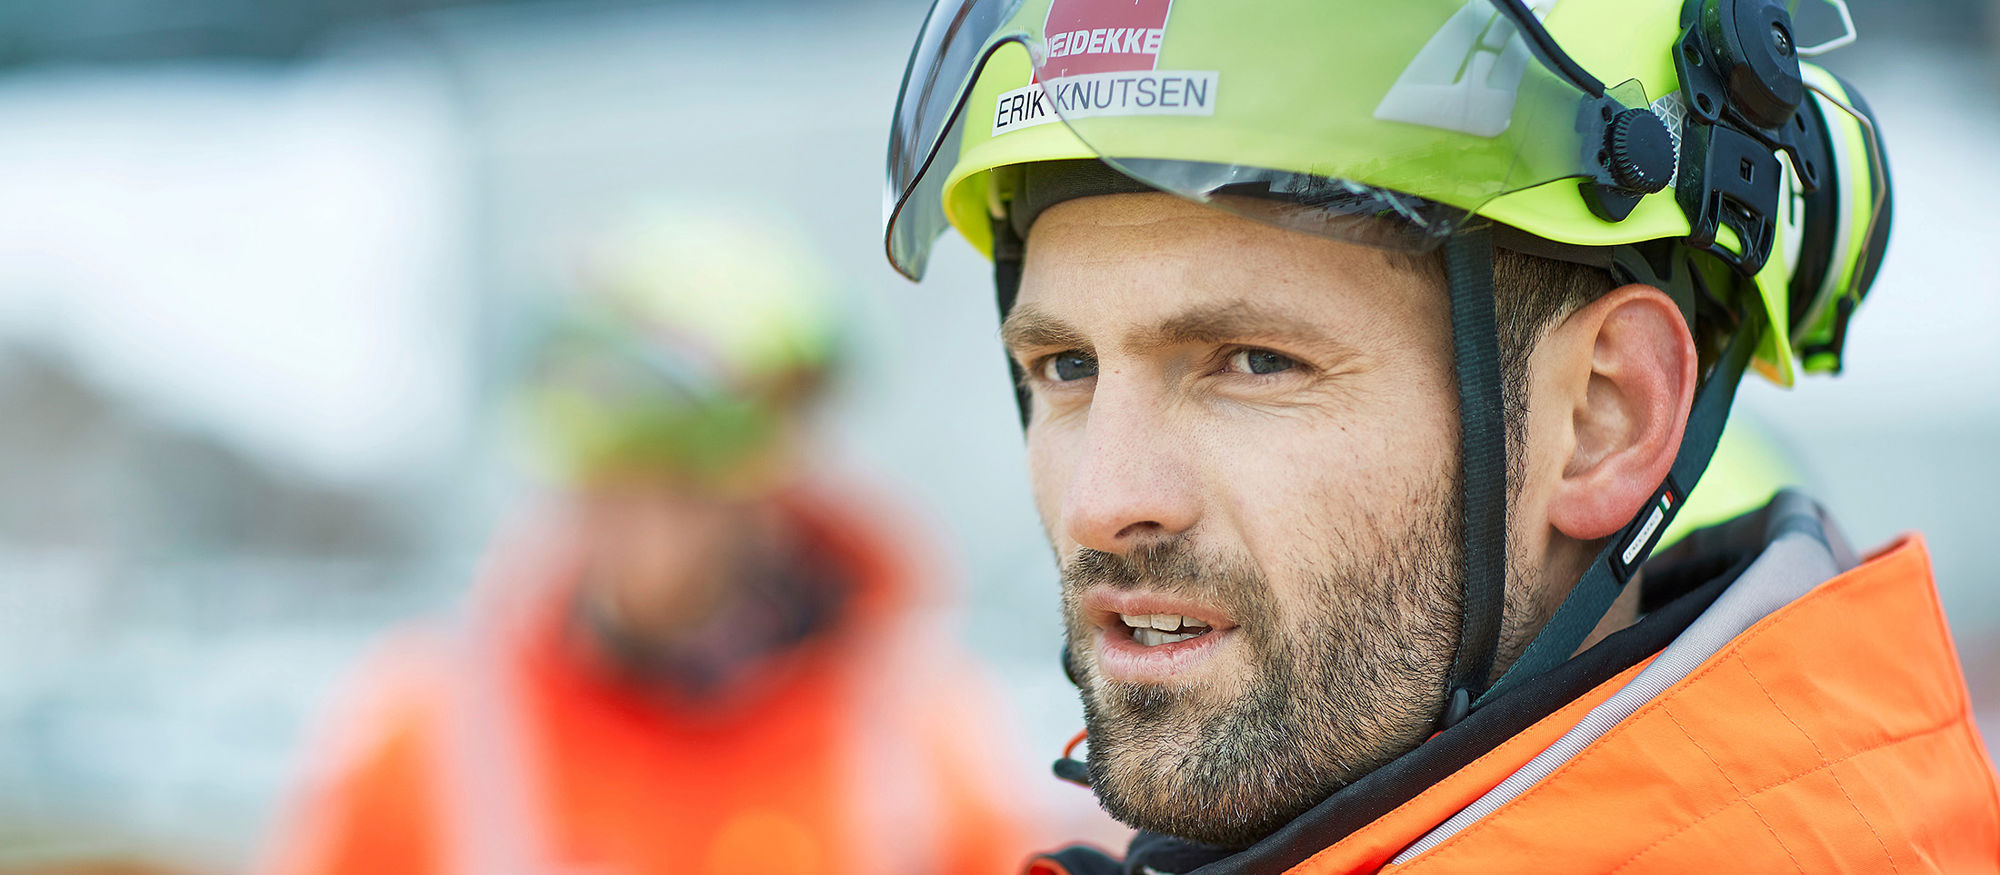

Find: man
<box><xmin>883</xmin><ymin>0</ymin><xmax>2000</xmax><ymax>871</ymax></box>
<box><xmin>265</xmin><ymin>208</ymin><xmax>1032</xmax><ymax>875</ymax></box>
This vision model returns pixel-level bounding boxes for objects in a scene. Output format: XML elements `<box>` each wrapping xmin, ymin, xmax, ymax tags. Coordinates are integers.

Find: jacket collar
<box><xmin>1097</xmin><ymin>494</ymin><xmax>1850</xmax><ymax>875</ymax></box>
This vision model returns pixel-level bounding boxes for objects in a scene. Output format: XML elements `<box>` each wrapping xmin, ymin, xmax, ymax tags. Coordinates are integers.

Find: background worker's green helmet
<box><xmin>519</xmin><ymin>205</ymin><xmax>840</xmax><ymax>488</ymax></box>
<box><xmin>883</xmin><ymin>0</ymin><xmax>1893</xmax><ymax>721</ymax></box>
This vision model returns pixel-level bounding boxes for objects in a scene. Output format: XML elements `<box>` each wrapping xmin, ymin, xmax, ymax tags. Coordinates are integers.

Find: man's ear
<box><xmin>1543</xmin><ymin>285</ymin><xmax>1698</xmax><ymax>541</ymax></box>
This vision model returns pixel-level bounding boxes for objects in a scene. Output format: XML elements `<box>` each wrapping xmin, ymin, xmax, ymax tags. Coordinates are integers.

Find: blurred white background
<box><xmin>0</xmin><ymin>0</ymin><xmax>1993</xmax><ymax>868</ymax></box>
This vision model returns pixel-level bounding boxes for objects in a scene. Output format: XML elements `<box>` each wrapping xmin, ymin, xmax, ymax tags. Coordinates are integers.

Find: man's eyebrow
<box><xmin>999</xmin><ymin>304</ymin><xmax>1087</xmax><ymax>355</ymax></box>
<box><xmin>1130</xmin><ymin>301</ymin><xmax>1338</xmax><ymax>354</ymax></box>
<box><xmin>1001</xmin><ymin>299</ymin><xmax>1351</xmax><ymax>359</ymax></box>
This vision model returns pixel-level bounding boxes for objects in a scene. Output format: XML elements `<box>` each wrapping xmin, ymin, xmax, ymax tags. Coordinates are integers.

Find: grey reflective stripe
<box><xmin>440</xmin><ymin>601</ymin><xmax>947</xmax><ymax>875</ymax></box>
<box><xmin>442</xmin><ymin>615</ymin><xmax>552</xmax><ymax>875</ymax></box>
<box><xmin>1391</xmin><ymin>497</ymin><xmax>1857</xmax><ymax>863</ymax></box>
<box><xmin>844</xmin><ymin>610</ymin><xmax>946</xmax><ymax>874</ymax></box>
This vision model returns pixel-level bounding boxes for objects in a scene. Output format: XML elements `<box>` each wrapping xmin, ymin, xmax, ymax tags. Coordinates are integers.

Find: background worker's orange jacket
<box><xmin>1031</xmin><ymin>497</ymin><xmax>2000</xmax><ymax>874</ymax></box>
<box><xmin>264</xmin><ymin>488</ymin><xmax>1034</xmax><ymax>875</ymax></box>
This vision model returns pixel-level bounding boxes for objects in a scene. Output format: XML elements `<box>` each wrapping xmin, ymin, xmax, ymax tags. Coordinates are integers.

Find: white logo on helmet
<box><xmin>1374</xmin><ymin>0</ymin><xmax>1560</xmax><ymax>138</ymax></box>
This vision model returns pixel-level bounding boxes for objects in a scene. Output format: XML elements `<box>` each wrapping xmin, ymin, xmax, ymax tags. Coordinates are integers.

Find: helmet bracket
<box><xmin>1672</xmin><ymin>0</ymin><xmax>1821</xmax><ymax>276</ymax></box>
<box><xmin>1579</xmin><ymin>99</ymin><xmax>1679</xmax><ymax>223</ymax></box>
<box><xmin>1675</xmin><ymin>124</ymin><xmax>1785</xmax><ymax>274</ymax></box>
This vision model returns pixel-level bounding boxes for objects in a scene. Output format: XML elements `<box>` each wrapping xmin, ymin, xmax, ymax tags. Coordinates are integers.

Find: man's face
<box><xmin>576</xmin><ymin>475</ymin><xmax>765</xmax><ymax>627</ymax></box>
<box><xmin>1007</xmin><ymin>193</ymin><xmax>1468</xmax><ymax>847</ymax></box>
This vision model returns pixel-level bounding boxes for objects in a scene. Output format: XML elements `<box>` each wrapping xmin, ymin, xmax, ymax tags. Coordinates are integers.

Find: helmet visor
<box><xmin>886</xmin><ymin>0</ymin><xmax>1648</xmax><ymax>279</ymax></box>
<box><xmin>885</xmin><ymin>0</ymin><xmax>1031</xmax><ymax>280</ymax></box>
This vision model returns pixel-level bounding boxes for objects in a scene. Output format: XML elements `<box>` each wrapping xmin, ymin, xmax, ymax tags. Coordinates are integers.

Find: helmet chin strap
<box><xmin>993</xmin><ymin>215</ymin><xmax>1034</xmax><ymax>427</ymax></box>
<box><xmin>1441</xmin><ymin>227</ymin><xmax>1507</xmax><ymax>727</ymax></box>
<box><xmin>995</xmin><ymin>218</ymin><xmax>1097</xmax><ymax>789</ymax></box>
<box><xmin>1443</xmin><ymin>268</ymin><xmax>1764</xmax><ymax>722</ymax></box>
<box><xmin>1471</xmin><ymin>302</ymin><xmax>1759</xmax><ymax>708</ymax></box>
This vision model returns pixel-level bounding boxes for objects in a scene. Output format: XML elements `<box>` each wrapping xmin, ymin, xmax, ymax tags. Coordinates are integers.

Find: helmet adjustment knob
<box><xmin>1607</xmin><ymin>108</ymin><xmax>1676</xmax><ymax>194</ymax></box>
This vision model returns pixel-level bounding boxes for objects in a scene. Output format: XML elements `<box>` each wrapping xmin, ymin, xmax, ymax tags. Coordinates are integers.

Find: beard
<box><xmin>1060</xmin><ymin>481</ymin><xmax>1472</xmax><ymax>849</ymax></box>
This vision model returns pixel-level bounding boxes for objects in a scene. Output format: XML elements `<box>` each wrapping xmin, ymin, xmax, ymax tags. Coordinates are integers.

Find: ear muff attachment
<box><xmin>1788</xmin><ymin>73</ymin><xmax>1892</xmax><ymax>373</ymax></box>
<box><xmin>1469</xmin><ymin>0</ymin><xmax>1894</xmax><ymax>713</ymax></box>
<box><xmin>1786</xmin><ymin>91</ymin><xmax>1842</xmax><ymax>317</ymax></box>
<box><xmin>1672</xmin><ymin>0</ymin><xmax>1890</xmax><ymax>370</ymax></box>
<box><xmin>1673</xmin><ymin>0</ymin><xmax>1812</xmax><ymax>277</ymax></box>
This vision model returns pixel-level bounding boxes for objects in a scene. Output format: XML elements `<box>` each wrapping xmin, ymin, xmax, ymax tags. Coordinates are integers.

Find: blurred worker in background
<box><xmin>262</xmin><ymin>207</ymin><xmax>1033</xmax><ymax>875</ymax></box>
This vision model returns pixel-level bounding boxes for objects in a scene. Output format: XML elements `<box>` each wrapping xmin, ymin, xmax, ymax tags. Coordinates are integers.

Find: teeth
<box><xmin>1132</xmin><ymin>627</ymin><xmax>1200</xmax><ymax>647</ymax></box>
<box><xmin>1120</xmin><ymin>613</ymin><xmax>1210</xmax><ymax>632</ymax></box>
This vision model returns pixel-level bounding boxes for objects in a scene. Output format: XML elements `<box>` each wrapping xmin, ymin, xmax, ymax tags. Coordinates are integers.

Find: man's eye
<box><xmin>1229</xmin><ymin>349</ymin><xmax>1297</xmax><ymax>375</ymax></box>
<box><xmin>1040</xmin><ymin>352</ymin><xmax>1098</xmax><ymax>383</ymax></box>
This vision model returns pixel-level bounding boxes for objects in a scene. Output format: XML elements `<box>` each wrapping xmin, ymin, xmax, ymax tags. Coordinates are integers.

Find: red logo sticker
<box><xmin>1042</xmin><ymin>0</ymin><xmax>1176</xmax><ymax>78</ymax></box>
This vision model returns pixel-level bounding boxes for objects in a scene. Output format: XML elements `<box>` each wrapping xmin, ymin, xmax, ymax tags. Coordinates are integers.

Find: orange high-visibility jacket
<box><xmin>1031</xmin><ymin>501</ymin><xmax>2000</xmax><ymax>874</ymax></box>
<box><xmin>265</xmin><ymin>489</ymin><xmax>1033</xmax><ymax>875</ymax></box>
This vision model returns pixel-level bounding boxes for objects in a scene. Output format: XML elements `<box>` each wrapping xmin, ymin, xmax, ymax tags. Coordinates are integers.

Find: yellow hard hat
<box><xmin>516</xmin><ymin>204</ymin><xmax>841</xmax><ymax>485</ymax></box>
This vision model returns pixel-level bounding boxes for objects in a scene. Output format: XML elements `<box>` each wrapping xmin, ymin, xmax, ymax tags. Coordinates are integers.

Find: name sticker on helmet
<box><xmin>996</xmin><ymin>0</ymin><xmax>1218</xmax><ymax>137</ymax></box>
<box><xmin>992</xmin><ymin>71</ymin><xmax>1218</xmax><ymax>136</ymax></box>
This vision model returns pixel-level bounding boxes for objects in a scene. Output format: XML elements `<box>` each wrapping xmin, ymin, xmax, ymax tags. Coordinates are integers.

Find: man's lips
<box><xmin>1079</xmin><ymin>588</ymin><xmax>1239</xmax><ymax>684</ymax></box>
<box><xmin>1081</xmin><ymin>588</ymin><xmax>1237</xmax><ymax>634</ymax></box>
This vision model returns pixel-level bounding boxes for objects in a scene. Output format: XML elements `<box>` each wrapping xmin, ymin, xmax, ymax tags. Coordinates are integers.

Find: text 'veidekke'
<box><xmin>1040</xmin><ymin>0</ymin><xmax>1176</xmax><ymax>77</ymax></box>
<box><xmin>1046</xmin><ymin>28</ymin><xmax>1166</xmax><ymax>60</ymax></box>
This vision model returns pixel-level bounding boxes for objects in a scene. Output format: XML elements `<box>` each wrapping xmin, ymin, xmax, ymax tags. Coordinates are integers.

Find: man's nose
<box><xmin>1059</xmin><ymin>383</ymin><xmax>1200</xmax><ymax>555</ymax></box>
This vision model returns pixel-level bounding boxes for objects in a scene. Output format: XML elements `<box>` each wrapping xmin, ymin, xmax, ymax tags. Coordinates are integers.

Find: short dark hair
<box><xmin>1394</xmin><ymin>247</ymin><xmax>1617</xmax><ymax>480</ymax></box>
<box><xmin>1494</xmin><ymin>249</ymin><xmax>1618</xmax><ymax>451</ymax></box>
